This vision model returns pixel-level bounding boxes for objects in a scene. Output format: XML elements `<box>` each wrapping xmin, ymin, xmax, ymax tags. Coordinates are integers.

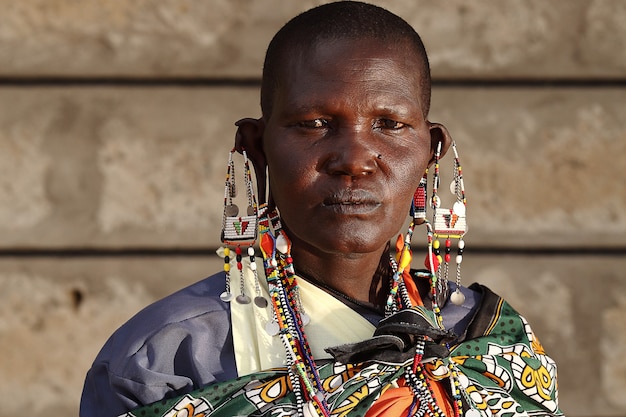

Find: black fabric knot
<box><xmin>325</xmin><ymin>307</ymin><xmax>456</xmax><ymax>365</ymax></box>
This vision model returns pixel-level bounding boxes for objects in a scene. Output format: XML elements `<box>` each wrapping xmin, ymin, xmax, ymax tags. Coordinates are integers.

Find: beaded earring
<box><xmin>220</xmin><ymin>148</ymin><xmax>267</xmax><ymax>307</ymax></box>
<box><xmin>429</xmin><ymin>141</ymin><xmax>467</xmax><ymax>306</ymax></box>
<box><xmin>385</xmin><ymin>171</ymin><xmax>429</xmax><ymax>319</ymax></box>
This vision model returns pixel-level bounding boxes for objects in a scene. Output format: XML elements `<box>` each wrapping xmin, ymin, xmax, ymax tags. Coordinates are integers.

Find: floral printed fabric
<box><xmin>121</xmin><ymin>285</ymin><xmax>563</xmax><ymax>417</ymax></box>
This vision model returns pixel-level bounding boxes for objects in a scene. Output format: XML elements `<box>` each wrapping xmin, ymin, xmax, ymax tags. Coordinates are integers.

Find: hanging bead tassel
<box><xmin>220</xmin><ymin>149</ymin><xmax>260</xmax><ymax>305</ymax></box>
<box><xmin>430</xmin><ymin>141</ymin><xmax>468</xmax><ymax>307</ymax></box>
<box><xmin>249</xmin><ymin>245</ymin><xmax>268</xmax><ymax>308</ymax></box>
<box><xmin>219</xmin><ymin>247</ymin><xmax>234</xmax><ymax>302</ymax></box>
<box><xmin>450</xmin><ymin>239</ymin><xmax>466</xmax><ymax>305</ymax></box>
<box><xmin>234</xmin><ymin>245</ymin><xmax>251</xmax><ymax>304</ymax></box>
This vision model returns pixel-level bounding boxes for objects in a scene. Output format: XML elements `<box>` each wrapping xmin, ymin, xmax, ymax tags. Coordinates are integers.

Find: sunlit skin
<box><xmin>238</xmin><ymin>37</ymin><xmax>451</xmax><ymax>305</ymax></box>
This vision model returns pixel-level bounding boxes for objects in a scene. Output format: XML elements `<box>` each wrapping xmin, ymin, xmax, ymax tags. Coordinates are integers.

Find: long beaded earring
<box><xmin>220</xmin><ymin>148</ymin><xmax>267</xmax><ymax>307</ymax></box>
<box><xmin>430</xmin><ymin>141</ymin><xmax>467</xmax><ymax>306</ymax></box>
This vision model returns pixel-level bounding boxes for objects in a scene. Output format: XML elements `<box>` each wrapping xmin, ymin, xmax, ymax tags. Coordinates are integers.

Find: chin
<box><xmin>315</xmin><ymin>229</ymin><xmax>393</xmax><ymax>255</ymax></box>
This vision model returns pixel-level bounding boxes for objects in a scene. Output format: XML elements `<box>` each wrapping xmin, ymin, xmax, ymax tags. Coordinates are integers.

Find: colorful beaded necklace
<box><xmin>223</xmin><ymin>141</ymin><xmax>470</xmax><ymax>416</ymax></box>
<box><xmin>256</xmin><ymin>205</ymin><xmax>465</xmax><ymax>416</ymax></box>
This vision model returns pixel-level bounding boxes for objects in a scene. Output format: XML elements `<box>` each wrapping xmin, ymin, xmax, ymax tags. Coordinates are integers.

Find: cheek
<box><xmin>266</xmin><ymin>152</ymin><xmax>318</xmax><ymax>209</ymax></box>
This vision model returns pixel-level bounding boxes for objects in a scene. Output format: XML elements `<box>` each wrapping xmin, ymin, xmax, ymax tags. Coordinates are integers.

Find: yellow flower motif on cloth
<box><xmin>456</xmin><ymin>372</ymin><xmax>526</xmax><ymax>417</ymax></box>
<box><xmin>163</xmin><ymin>395</ymin><xmax>211</xmax><ymax>417</ymax></box>
<box><xmin>511</xmin><ymin>358</ymin><xmax>553</xmax><ymax>401</ymax></box>
<box><xmin>481</xmin><ymin>337</ymin><xmax>559</xmax><ymax>411</ymax></box>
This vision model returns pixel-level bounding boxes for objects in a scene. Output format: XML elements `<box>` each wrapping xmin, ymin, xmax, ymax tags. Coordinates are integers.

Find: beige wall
<box><xmin>0</xmin><ymin>1</ymin><xmax>624</xmax><ymax>415</ymax></box>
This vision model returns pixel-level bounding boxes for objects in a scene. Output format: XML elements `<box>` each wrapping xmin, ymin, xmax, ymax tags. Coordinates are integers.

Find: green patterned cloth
<box><xmin>121</xmin><ymin>285</ymin><xmax>563</xmax><ymax>417</ymax></box>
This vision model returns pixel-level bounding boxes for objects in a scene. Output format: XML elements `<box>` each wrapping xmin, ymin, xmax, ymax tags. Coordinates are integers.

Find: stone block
<box><xmin>0</xmin><ymin>86</ymin><xmax>259</xmax><ymax>248</ymax></box>
<box><xmin>0</xmin><ymin>0</ymin><xmax>624</xmax><ymax>79</ymax></box>
<box><xmin>0</xmin><ymin>255</ymin><xmax>222</xmax><ymax>416</ymax></box>
<box><xmin>430</xmin><ymin>87</ymin><xmax>626</xmax><ymax>248</ymax></box>
<box><xmin>0</xmin><ymin>86</ymin><xmax>624</xmax><ymax>249</ymax></box>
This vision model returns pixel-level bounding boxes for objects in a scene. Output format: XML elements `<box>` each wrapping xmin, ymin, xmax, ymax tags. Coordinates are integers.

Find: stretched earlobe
<box><xmin>235</xmin><ymin>118</ymin><xmax>267</xmax><ymax>204</ymax></box>
<box><xmin>427</xmin><ymin>122</ymin><xmax>452</xmax><ymax>166</ymax></box>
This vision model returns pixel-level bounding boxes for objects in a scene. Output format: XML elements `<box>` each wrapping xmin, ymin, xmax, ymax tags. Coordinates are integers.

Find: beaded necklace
<box><xmin>256</xmin><ymin>200</ymin><xmax>465</xmax><ymax>417</ymax></box>
<box><xmin>258</xmin><ymin>203</ymin><xmax>329</xmax><ymax>417</ymax></box>
<box><xmin>219</xmin><ymin>142</ymin><xmax>471</xmax><ymax>416</ymax></box>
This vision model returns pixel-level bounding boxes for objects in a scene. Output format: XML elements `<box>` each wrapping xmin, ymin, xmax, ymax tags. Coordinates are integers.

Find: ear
<box><xmin>427</xmin><ymin>122</ymin><xmax>452</xmax><ymax>166</ymax></box>
<box><xmin>235</xmin><ymin>118</ymin><xmax>267</xmax><ymax>204</ymax></box>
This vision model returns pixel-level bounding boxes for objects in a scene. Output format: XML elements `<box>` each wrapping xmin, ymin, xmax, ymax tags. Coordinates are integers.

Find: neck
<box><xmin>291</xmin><ymin>242</ymin><xmax>391</xmax><ymax>306</ymax></box>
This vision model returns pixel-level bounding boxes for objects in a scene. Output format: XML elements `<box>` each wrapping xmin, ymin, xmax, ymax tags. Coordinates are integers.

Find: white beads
<box><xmin>303</xmin><ymin>400</ymin><xmax>318</xmax><ymax>417</ymax></box>
<box><xmin>450</xmin><ymin>289</ymin><xmax>466</xmax><ymax>306</ymax></box>
<box><xmin>276</xmin><ymin>233</ymin><xmax>289</xmax><ymax>254</ymax></box>
<box><xmin>456</xmin><ymin>255</ymin><xmax>463</xmax><ymax>264</ymax></box>
<box><xmin>249</xmin><ymin>261</ymin><xmax>257</xmax><ymax>271</ymax></box>
<box><xmin>247</xmin><ymin>246</ymin><xmax>255</xmax><ymax>256</ymax></box>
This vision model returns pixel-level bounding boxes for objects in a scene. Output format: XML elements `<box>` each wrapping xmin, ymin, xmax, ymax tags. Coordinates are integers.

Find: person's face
<box><xmin>262</xmin><ymin>37</ymin><xmax>434</xmax><ymax>256</ymax></box>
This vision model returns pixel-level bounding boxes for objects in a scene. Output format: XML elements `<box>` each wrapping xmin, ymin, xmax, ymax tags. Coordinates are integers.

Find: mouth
<box><xmin>321</xmin><ymin>189</ymin><xmax>382</xmax><ymax>214</ymax></box>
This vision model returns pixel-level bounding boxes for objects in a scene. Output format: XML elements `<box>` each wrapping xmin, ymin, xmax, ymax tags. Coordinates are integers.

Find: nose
<box><xmin>322</xmin><ymin>128</ymin><xmax>378</xmax><ymax>177</ymax></box>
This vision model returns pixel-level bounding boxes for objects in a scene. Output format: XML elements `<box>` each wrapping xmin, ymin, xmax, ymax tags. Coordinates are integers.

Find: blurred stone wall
<box><xmin>0</xmin><ymin>1</ymin><xmax>624</xmax><ymax>415</ymax></box>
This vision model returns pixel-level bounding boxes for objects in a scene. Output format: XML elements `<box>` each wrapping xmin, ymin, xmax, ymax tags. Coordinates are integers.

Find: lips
<box><xmin>321</xmin><ymin>189</ymin><xmax>382</xmax><ymax>214</ymax></box>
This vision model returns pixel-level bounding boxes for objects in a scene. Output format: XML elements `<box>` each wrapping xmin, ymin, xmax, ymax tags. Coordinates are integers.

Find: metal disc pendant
<box><xmin>220</xmin><ymin>291</ymin><xmax>234</xmax><ymax>302</ymax></box>
<box><xmin>265</xmin><ymin>320</ymin><xmax>279</xmax><ymax>336</ymax></box>
<box><xmin>247</xmin><ymin>205</ymin><xmax>256</xmax><ymax>216</ymax></box>
<box><xmin>254</xmin><ymin>296</ymin><xmax>268</xmax><ymax>308</ymax></box>
<box><xmin>432</xmin><ymin>195</ymin><xmax>441</xmax><ymax>208</ymax></box>
<box><xmin>301</xmin><ymin>312</ymin><xmax>311</xmax><ymax>326</ymax></box>
<box><xmin>450</xmin><ymin>289</ymin><xmax>466</xmax><ymax>305</ymax></box>
<box><xmin>452</xmin><ymin>201</ymin><xmax>466</xmax><ymax>216</ymax></box>
<box><xmin>225</xmin><ymin>204</ymin><xmax>239</xmax><ymax>217</ymax></box>
<box><xmin>236</xmin><ymin>294</ymin><xmax>251</xmax><ymax>304</ymax></box>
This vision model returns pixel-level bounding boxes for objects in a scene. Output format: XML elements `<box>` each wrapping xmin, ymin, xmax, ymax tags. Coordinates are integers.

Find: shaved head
<box><xmin>261</xmin><ymin>1</ymin><xmax>431</xmax><ymax>118</ymax></box>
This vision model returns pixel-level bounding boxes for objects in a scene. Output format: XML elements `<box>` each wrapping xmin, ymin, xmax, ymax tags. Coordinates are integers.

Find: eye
<box><xmin>374</xmin><ymin>119</ymin><xmax>407</xmax><ymax>130</ymax></box>
<box><xmin>297</xmin><ymin>118</ymin><xmax>329</xmax><ymax>129</ymax></box>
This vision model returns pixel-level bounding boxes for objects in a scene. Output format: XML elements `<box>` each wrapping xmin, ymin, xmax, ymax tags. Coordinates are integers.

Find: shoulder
<box><xmin>81</xmin><ymin>272</ymin><xmax>237</xmax><ymax>416</ymax></box>
<box><xmin>98</xmin><ymin>272</ymin><xmax>230</xmax><ymax>361</ymax></box>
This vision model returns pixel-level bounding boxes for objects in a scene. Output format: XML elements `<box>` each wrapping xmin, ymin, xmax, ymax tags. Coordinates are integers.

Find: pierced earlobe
<box><xmin>235</xmin><ymin>118</ymin><xmax>267</xmax><ymax>204</ymax></box>
<box><xmin>427</xmin><ymin>122</ymin><xmax>452</xmax><ymax>165</ymax></box>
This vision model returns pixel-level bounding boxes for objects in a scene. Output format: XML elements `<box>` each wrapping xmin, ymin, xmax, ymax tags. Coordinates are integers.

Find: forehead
<box><xmin>274</xmin><ymin>37</ymin><xmax>425</xmax><ymax>111</ymax></box>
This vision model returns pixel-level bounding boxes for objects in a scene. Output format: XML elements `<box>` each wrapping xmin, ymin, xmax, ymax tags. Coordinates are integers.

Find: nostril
<box><xmin>324</xmin><ymin>149</ymin><xmax>379</xmax><ymax>177</ymax></box>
